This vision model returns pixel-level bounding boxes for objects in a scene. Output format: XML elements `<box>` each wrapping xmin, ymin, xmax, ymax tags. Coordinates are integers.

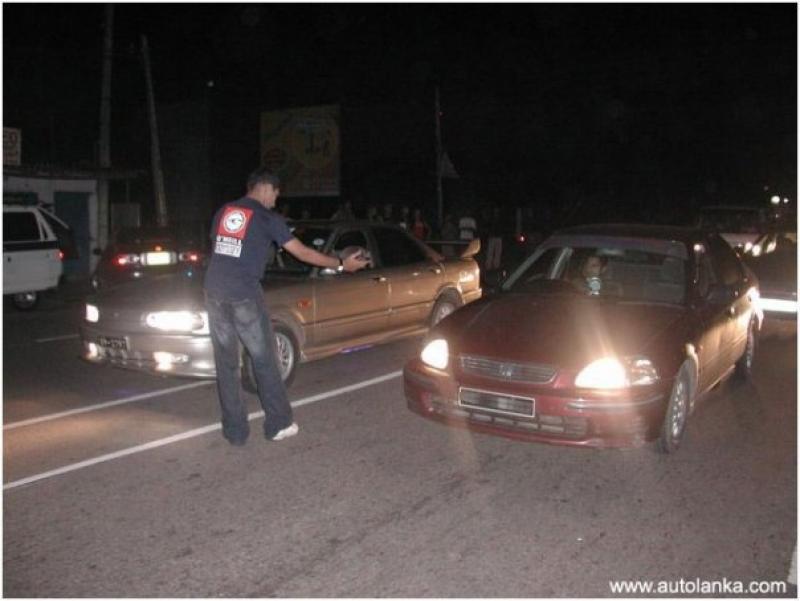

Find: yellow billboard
<box><xmin>260</xmin><ymin>105</ymin><xmax>340</xmax><ymax>197</ymax></box>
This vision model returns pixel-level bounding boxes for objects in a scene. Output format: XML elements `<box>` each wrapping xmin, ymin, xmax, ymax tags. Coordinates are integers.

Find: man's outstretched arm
<box><xmin>282</xmin><ymin>238</ymin><xmax>368</xmax><ymax>272</ymax></box>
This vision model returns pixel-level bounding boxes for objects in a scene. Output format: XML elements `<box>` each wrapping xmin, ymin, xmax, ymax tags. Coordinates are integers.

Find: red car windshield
<box><xmin>505</xmin><ymin>245</ymin><xmax>687</xmax><ymax>306</ymax></box>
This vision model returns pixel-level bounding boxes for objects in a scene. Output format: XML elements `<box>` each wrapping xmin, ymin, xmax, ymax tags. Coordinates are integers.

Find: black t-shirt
<box><xmin>203</xmin><ymin>197</ymin><xmax>293</xmax><ymax>300</ymax></box>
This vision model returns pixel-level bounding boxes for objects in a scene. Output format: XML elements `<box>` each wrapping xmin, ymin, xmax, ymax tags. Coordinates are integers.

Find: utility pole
<box><xmin>97</xmin><ymin>4</ymin><xmax>113</xmax><ymax>251</ymax></box>
<box><xmin>141</xmin><ymin>34</ymin><xmax>168</xmax><ymax>227</ymax></box>
<box><xmin>434</xmin><ymin>85</ymin><xmax>444</xmax><ymax>229</ymax></box>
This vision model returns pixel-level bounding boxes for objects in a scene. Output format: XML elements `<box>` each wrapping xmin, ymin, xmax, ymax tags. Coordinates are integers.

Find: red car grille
<box><xmin>459</xmin><ymin>355</ymin><xmax>557</xmax><ymax>384</ymax></box>
<box><xmin>429</xmin><ymin>398</ymin><xmax>588</xmax><ymax>439</ymax></box>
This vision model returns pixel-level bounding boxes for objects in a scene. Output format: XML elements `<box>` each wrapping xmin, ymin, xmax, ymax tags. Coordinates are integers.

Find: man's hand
<box><xmin>342</xmin><ymin>250</ymin><xmax>369</xmax><ymax>272</ymax></box>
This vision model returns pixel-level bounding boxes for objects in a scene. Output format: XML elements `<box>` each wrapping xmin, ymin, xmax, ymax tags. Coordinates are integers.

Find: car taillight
<box><xmin>58</xmin><ymin>250</ymin><xmax>64</xmax><ymax>260</ymax></box>
<box><xmin>116</xmin><ymin>253</ymin><xmax>141</xmax><ymax>266</ymax></box>
<box><xmin>179</xmin><ymin>251</ymin><xmax>202</xmax><ymax>263</ymax></box>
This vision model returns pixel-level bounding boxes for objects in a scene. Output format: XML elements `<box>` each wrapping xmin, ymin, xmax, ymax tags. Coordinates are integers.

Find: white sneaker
<box><xmin>270</xmin><ymin>423</ymin><xmax>299</xmax><ymax>441</ymax></box>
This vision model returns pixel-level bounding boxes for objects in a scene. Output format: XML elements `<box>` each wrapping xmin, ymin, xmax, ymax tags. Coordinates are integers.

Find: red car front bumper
<box><xmin>404</xmin><ymin>360</ymin><xmax>669</xmax><ymax>449</ymax></box>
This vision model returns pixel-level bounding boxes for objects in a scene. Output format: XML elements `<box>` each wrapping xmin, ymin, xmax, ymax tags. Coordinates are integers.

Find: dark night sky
<box><xmin>3</xmin><ymin>3</ymin><xmax>797</xmax><ymax>225</ymax></box>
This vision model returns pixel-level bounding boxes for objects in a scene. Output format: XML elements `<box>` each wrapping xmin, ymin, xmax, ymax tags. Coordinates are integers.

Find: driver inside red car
<box><xmin>571</xmin><ymin>253</ymin><xmax>608</xmax><ymax>295</ymax></box>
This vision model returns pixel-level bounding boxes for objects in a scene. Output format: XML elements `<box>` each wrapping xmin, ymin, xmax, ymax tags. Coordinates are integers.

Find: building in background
<box><xmin>3</xmin><ymin>165</ymin><xmax>142</xmax><ymax>279</ymax></box>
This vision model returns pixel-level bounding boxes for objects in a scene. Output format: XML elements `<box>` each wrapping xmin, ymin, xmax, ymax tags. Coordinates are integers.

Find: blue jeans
<box><xmin>205</xmin><ymin>294</ymin><xmax>293</xmax><ymax>441</ymax></box>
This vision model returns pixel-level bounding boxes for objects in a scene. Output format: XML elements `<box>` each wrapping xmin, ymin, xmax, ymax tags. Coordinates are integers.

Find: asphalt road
<box><xmin>2</xmin><ymin>293</ymin><xmax>797</xmax><ymax>597</ymax></box>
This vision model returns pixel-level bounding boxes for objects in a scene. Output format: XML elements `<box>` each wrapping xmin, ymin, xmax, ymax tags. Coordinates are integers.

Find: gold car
<box><xmin>81</xmin><ymin>221</ymin><xmax>481</xmax><ymax>388</ymax></box>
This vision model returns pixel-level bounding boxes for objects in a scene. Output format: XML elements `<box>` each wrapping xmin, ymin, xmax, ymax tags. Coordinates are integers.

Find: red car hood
<box><xmin>453</xmin><ymin>293</ymin><xmax>686</xmax><ymax>370</ymax></box>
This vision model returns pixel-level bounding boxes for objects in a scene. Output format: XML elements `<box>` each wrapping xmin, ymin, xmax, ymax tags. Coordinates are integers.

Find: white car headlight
<box><xmin>86</xmin><ymin>304</ymin><xmax>99</xmax><ymax>323</ymax></box>
<box><xmin>420</xmin><ymin>338</ymin><xmax>449</xmax><ymax>370</ymax></box>
<box><xmin>145</xmin><ymin>311</ymin><xmax>209</xmax><ymax>334</ymax></box>
<box><xmin>575</xmin><ymin>356</ymin><xmax>659</xmax><ymax>389</ymax></box>
<box><xmin>575</xmin><ymin>358</ymin><xmax>628</xmax><ymax>389</ymax></box>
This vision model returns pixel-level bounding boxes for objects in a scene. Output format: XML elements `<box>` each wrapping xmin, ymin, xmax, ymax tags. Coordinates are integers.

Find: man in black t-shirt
<box><xmin>204</xmin><ymin>168</ymin><xmax>368</xmax><ymax>445</ymax></box>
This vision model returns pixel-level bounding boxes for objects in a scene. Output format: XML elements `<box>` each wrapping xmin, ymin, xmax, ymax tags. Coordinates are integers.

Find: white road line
<box><xmin>4</xmin><ymin>370</ymin><xmax>403</xmax><ymax>491</ymax></box>
<box><xmin>3</xmin><ymin>381</ymin><xmax>216</xmax><ymax>431</ymax></box>
<box><xmin>35</xmin><ymin>334</ymin><xmax>80</xmax><ymax>343</ymax></box>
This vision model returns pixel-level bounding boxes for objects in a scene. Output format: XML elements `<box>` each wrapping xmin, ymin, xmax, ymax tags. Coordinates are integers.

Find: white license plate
<box><xmin>98</xmin><ymin>335</ymin><xmax>129</xmax><ymax>351</ymax></box>
<box><xmin>458</xmin><ymin>387</ymin><xmax>535</xmax><ymax>417</ymax></box>
<box><xmin>142</xmin><ymin>251</ymin><xmax>175</xmax><ymax>266</ymax></box>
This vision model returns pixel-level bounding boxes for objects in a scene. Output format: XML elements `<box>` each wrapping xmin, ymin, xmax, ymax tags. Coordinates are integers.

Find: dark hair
<box><xmin>247</xmin><ymin>167</ymin><xmax>280</xmax><ymax>191</ymax></box>
<box><xmin>586</xmin><ymin>253</ymin><xmax>608</xmax><ymax>267</ymax></box>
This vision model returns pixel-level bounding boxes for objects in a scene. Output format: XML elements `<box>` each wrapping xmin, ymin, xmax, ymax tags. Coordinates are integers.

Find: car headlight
<box><xmin>86</xmin><ymin>304</ymin><xmax>99</xmax><ymax>323</ymax></box>
<box><xmin>144</xmin><ymin>311</ymin><xmax>209</xmax><ymax>334</ymax></box>
<box><xmin>420</xmin><ymin>338</ymin><xmax>449</xmax><ymax>370</ymax></box>
<box><xmin>574</xmin><ymin>356</ymin><xmax>659</xmax><ymax>389</ymax></box>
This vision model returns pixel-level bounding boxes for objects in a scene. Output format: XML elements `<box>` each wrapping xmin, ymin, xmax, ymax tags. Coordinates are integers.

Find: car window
<box><xmin>695</xmin><ymin>251</ymin><xmax>717</xmax><ymax>299</ymax></box>
<box><xmin>4</xmin><ymin>211</ymin><xmax>42</xmax><ymax>243</ymax></box>
<box><xmin>373</xmin><ymin>227</ymin><xmax>427</xmax><ymax>267</ymax></box>
<box><xmin>40</xmin><ymin>210</ymin><xmax>79</xmax><ymax>259</ymax></box>
<box><xmin>263</xmin><ymin>225</ymin><xmax>334</xmax><ymax>275</ymax></box>
<box><xmin>505</xmin><ymin>243</ymin><xmax>687</xmax><ymax>305</ymax></box>
<box><xmin>334</xmin><ymin>229</ymin><xmax>368</xmax><ymax>252</ymax></box>
<box><xmin>707</xmin><ymin>235</ymin><xmax>742</xmax><ymax>287</ymax></box>
<box><xmin>331</xmin><ymin>229</ymin><xmax>372</xmax><ymax>271</ymax></box>
<box><xmin>504</xmin><ymin>247</ymin><xmax>563</xmax><ymax>287</ymax></box>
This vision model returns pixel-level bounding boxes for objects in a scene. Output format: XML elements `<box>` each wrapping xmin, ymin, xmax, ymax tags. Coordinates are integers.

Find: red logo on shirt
<box><xmin>218</xmin><ymin>206</ymin><xmax>253</xmax><ymax>239</ymax></box>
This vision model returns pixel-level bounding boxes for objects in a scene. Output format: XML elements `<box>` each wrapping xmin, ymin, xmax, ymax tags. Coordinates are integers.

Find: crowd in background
<box><xmin>276</xmin><ymin>199</ymin><xmax>551</xmax><ymax>273</ymax></box>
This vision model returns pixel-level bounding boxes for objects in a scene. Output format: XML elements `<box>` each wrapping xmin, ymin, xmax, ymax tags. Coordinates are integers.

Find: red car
<box><xmin>404</xmin><ymin>224</ymin><xmax>763</xmax><ymax>452</ymax></box>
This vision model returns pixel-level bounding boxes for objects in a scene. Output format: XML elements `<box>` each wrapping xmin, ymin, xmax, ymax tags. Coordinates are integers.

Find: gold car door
<box><xmin>311</xmin><ymin>228</ymin><xmax>391</xmax><ymax>349</ymax></box>
<box><xmin>371</xmin><ymin>226</ymin><xmax>443</xmax><ymax>330</ymax></box>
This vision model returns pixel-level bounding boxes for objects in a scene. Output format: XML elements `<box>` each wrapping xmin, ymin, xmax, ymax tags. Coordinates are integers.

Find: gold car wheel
<box><xmin>241</xmin><ymin>326</ymin><xmax>299</xmax><ymax>392</ymax></box>
<box><xmin>275</xmin><ymin>330</ymin><xmax>295</xmax><ymax>381</ymax></box>
<box><xmin>431</xmin><ymin>296</ymin><xmax>459</xmax><ymax>327</ymax></box>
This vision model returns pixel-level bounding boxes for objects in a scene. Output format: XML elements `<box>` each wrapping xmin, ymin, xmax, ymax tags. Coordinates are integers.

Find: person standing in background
<box><xmin>410</xmin><ymin>208</ymin><xmax>430</xmax><ymax>240</ymax></box>
<box><xmin>485</xmin><ymin>206</ymin><xmax>504</xmax><ymax>270</ymax></box>
<box><xmin>398</xmin><ymin>205</ymin><xmax>411</xmax><ymax>230</ymax></box>
<box><xmin>458</xmin><ymin>207</ymin><xmax>477</xmax><ymax>241</ymax></box>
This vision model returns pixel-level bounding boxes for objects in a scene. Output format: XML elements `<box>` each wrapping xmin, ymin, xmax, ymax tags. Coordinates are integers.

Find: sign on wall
<box><xmin>260</xmin><ymin>105</ymin><xmax>340</xmax><ymax>197</ymax></box>
<box><xmin>3</xmin><ymin>127</ymin><xmax>21</xmax><ymax>166</ymax></box>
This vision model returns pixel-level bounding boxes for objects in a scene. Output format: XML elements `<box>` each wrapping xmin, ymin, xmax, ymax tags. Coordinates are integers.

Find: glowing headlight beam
<box><xmin>86</xmin><ymin>304</ymin><xmax>99</xmax><ymax>323</ymax></box>
<box><xmin>760</xmin><ymin>298</ymin><xmax>797</xmax><ymax>313</ymax></box>
<box><xmin>574</xmin><ymin>356</ymin><xmax>659</xmax><ymax>389</ymax></box>
<box><xmin>420</xmin><ymin>339</ymin><xmax>449</xmax><ymax>370</ymax></box>
<box><xmin>145</xmin><ymin>311</ymin><xmax>208</xmax><ymax>333</ymax></box>
<box><xmin>575</xmin><ymin>358</ymin><xmax>628</xmax><ymax>389</ymax></box>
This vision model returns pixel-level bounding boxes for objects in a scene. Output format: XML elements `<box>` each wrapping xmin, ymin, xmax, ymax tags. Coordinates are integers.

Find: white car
<box><xmin>3</xmin><ymin>203</ymin><xmax>69</xmax><ymax>309</ymax></box>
